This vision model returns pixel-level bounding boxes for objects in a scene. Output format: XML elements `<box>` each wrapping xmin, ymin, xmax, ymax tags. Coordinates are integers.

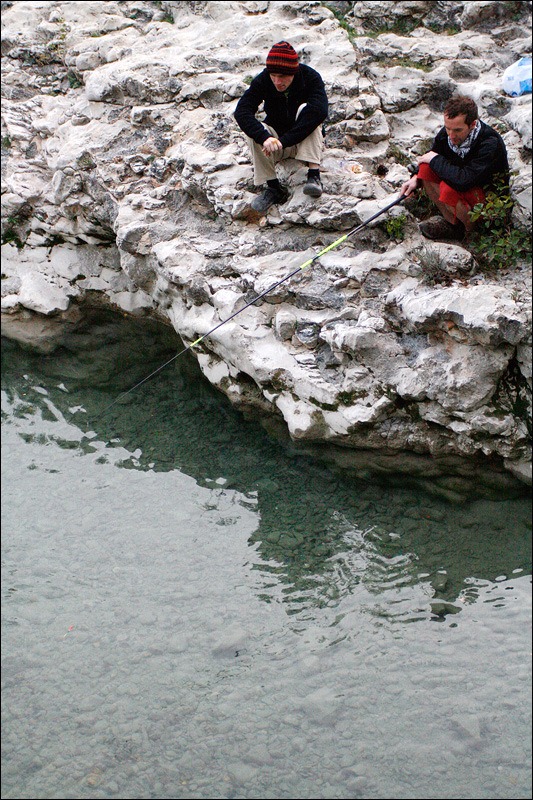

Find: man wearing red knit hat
<box><xmin>234</xmin><ymin>41</ymin><xmax>328</xmax><ymax>213</ymax></box>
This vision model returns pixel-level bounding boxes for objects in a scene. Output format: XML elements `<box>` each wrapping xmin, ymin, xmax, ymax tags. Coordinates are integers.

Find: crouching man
<box><xmin>401</xmin><ymin>95</ymin><xmax>510</xmax><ymax>241</ymax></box>
<box><xmin>234</xmin><ymin>41</ymin><xmax>328</xmax><ymax>214</ymax></box>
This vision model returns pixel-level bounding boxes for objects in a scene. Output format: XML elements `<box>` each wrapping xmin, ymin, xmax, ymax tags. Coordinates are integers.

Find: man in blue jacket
<box><xmin>234</xmin><ymin>41</ymin><xmax>328</xmax><ymax>213</ymax></box>
<box><xmin>401</xmin><ymin>95</ymin><xmax>509</xmax><ymax>241</ymax></box>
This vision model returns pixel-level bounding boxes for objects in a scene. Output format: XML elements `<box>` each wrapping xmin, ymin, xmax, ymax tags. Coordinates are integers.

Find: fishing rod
<box><xmin>100</xmin><ymin>192</ymin><xmax>405</xmax><ymax>415</ymax></box>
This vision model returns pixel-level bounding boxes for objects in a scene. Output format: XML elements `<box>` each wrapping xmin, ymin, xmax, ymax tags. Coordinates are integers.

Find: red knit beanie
<box><xmin>266</xmin><ymin>41</ymin><xmax>299</xmax><ymax>75</ymax></box>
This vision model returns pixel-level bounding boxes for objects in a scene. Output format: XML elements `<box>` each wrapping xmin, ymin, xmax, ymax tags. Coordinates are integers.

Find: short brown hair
<box><xmin>444</xmin><ymin>96</ymin><xmax>479</xmax><ymax>125</ymax></box>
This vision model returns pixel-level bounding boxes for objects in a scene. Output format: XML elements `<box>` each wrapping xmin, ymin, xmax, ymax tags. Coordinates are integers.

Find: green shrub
<box><xmin>67</xmin><ymin>71</ymin><xmax>83</xmax><ymax>89</ymax></box>
<box><xmin>381</xmin><ymin>57</ymin><xmax>433</xmax><ymax>72</ymax></box>
<box><xmin>364</xmin><ymin>17</ymin><xmax>419</xmax><ymax>37</ymax></box>
<box><xmin>416</xmin><ymin>246</ymin><xmax>453</xmax><ymax>286</ymax></box>
<box><xmin>2</xmin><ymin>227</ymin><xmax>24</xmax><ymax>249</ymax></box>
<box><xmin>468</xmin><ymin>175</ymin><xmax>531</xmax><ymax>269</ymax></box>
<box><xmin>384</xmin><ymin>213</ymin><xmax>407</xmax><ymax>241</ymax></box>
<box><xmin>385</xmin><ymin>143</ymin><xmax>412</xmax><ymax>167</ymax></box>
<box><xmin>323</xmin><ymin>5</ymin><xmax>358</xmax><ymax>42</ymax></box>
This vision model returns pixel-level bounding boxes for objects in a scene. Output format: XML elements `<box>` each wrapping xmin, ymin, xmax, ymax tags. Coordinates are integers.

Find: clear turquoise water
<box><xmin>1</xmin><ymin>311</ymin><xmax>531</xmax><ymax>799</ymax></box>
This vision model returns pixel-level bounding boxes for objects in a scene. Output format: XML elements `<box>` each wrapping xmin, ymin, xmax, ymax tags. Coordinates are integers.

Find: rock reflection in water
<box><xmin>2</xmin><ymin>310</ymin><xmax>531</xmax><ymax>629</ymax></box>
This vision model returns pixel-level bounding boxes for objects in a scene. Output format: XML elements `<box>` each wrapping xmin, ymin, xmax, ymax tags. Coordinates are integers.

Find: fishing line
<box><xmin>99</xmin><ymin>193</ymin><xmax>405</xmax><ymax>416</ymax></box>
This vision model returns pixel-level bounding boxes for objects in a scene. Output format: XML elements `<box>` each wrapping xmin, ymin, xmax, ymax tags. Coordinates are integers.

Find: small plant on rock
<box><xmin>381</xmin><ymin>57</ymin><xmax>433</xmax><ymax>72</ymax></box>
<box><xmin>385</xmin><ymin>143</ymin><xmax>412</xmax><ymax>167</ymax></box>
<box><xmin>67</xmin><ymin>71</ymin><xmax>83</xmax><ymax>89</ymax></box>
<box><xmin>323</xmin><ymin>5</ymin><xmax>358</xmax><ymax>42</ymax></box>
<box><xmin>416</xmin><ymin>246</ymin><xmax>454</xmax><ymax>286</ymax></box>
<box><xmin>2</xmin><ymin>223</ymin><xmax>25</xmax><ymax>249</ymax></box>
<box><xmin>468</xmin><ymin>174</ymin><xmax>531</xmax><ymax>270</ymax></box>
<box><xmin>384</xmin><ymin>213</ymin><xmax>407</xmax><ymax>241</ymax></box>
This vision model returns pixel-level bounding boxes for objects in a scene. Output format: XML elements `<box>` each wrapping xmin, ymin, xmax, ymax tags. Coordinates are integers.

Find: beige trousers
<box><xmin>246</xmin><ymin>105</ymin><xmax>324</xmax><ymax>185</ymax></box>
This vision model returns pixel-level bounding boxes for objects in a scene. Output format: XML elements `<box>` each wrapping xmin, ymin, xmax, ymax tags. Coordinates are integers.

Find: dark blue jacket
<box><xmin>427</xmin><ymin>120</ymin><xmax>509</xmax><ymax>192</ymax></box>
<box><xmin>234</xmin><ymin>64</ymin><xmax>328</xmax><ymax>149</ymax></box>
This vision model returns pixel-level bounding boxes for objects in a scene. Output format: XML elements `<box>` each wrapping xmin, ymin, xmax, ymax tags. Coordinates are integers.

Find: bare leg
<box><xmin>422</xmin><ymin>180</ymin><xmax>456</xmax><ymax>224</ymax></box>
<box><xmin>421</xmin><ymin>180</ymin><xmax>473</xmax><ymax>230</ymax></box>
<box><xmin>454</xmin><ymin>200</ymin><xmax>475</xmax><ymax>231</ymax></box>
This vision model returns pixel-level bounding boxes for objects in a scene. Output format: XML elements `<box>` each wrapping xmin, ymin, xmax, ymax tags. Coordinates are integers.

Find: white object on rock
<box><xmin>502</xmin><ymin>57</ymin><xmax>532</xmax><ymax>97</ymax></box>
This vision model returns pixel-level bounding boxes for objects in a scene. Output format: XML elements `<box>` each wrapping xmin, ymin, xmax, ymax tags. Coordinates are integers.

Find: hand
<box><xmin>262</xmin><ymin>137</ymin><xmax>283</xmax><ymax>155</ymax></box>
<box><xmin>417</xmin><ymin>150</ymin><xmax>438</xmax><ymax>165</ymax></box>
<box><xmin>400</xmin><ymin>175</ymin><xmax>419</xmax><ymax>197</ymax></box>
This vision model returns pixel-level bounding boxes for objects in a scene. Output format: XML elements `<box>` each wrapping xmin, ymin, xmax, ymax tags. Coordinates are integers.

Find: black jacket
<box><xmin>426</xmin><ymin>120</ymin><xmax>509</xmax><ymax>193</ymax></box>
<box><xmin>234</xmin><ymin>64</ymin><xmax>328</xmax><ymax>149</ymax></box>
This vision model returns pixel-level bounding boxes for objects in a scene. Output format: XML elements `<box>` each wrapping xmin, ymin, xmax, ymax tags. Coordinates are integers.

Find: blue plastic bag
<box><xmin>502</xmin><ymin>57</ymin><xmax>532</xmax><ymax>97</ymax></box>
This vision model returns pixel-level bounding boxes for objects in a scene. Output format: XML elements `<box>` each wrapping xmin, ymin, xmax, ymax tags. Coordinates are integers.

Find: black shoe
<box><xmin>303</xmin><ymin>174</ymin><xmax>323</xmax><ymax>198</ymax></box>
<box><xmin>419</xmin><ymin>216</ymin><xmax>465</xmax><ymax>242</ymax></box>
<box><xmin>251</xmin><ymin>185</ymin><xmax>289</xmax><ymax>213</ymax></box>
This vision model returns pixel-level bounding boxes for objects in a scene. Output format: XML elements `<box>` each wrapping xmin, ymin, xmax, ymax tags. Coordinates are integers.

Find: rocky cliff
<box><xmin>1</xmin><ymin>0</ymin><xmax>532</xmax><ymax>497</ymax></box>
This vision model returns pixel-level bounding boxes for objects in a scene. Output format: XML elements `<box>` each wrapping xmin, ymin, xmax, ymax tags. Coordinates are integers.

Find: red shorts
<box><xmin>418</xmin><ymin>163</ymin><xmax>485</xmax><ymax>220</ymax></box>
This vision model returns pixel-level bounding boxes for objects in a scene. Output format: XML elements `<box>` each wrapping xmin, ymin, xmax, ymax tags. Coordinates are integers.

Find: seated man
<box><xmin>401</xmin><ymin>95</ymin><xmax>510</xmax><ymax>241</ymax></box>
<box><xmin>234</xmin><ymin>41</ymin><xmax>328</xmax><ymax>213</ymax></box>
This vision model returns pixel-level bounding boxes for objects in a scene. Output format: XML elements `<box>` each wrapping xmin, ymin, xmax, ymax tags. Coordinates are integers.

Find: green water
<box><xmin>1</xmin><ymin>310</ymin><xmax>531</xmax><ymax>800</ymax></box>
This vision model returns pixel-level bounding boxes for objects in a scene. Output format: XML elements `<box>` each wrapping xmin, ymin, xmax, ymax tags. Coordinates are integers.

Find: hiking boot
<box><xmin>303</xmin><ymin>174</ymin><xmax>323</xmax><ymax>198</ymax></box>
<box><xmin>419</xmin><ymin>216</ymin><xmax>465</xmax><ymax>242</ymax></box>
<box><xmin>251</xmin><ymin>185</ymin><xmax>289</xmax><ymax>213</ymax></box>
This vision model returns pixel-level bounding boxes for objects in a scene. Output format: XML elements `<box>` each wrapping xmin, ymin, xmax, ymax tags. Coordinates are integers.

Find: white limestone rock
<box><xmin>504</xmin><ymin>96</ymin><xmax>532</xmax><ymax>151</ymax></box>
<box><xmin>1</xmin><ymin>0</ymin><xmax>531</xmax><ymax>485</ymax></box>
<box><xmin>386</xmin><ymin>281</ymin><xmax>528</xmax><ymax>346</ymax></box>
